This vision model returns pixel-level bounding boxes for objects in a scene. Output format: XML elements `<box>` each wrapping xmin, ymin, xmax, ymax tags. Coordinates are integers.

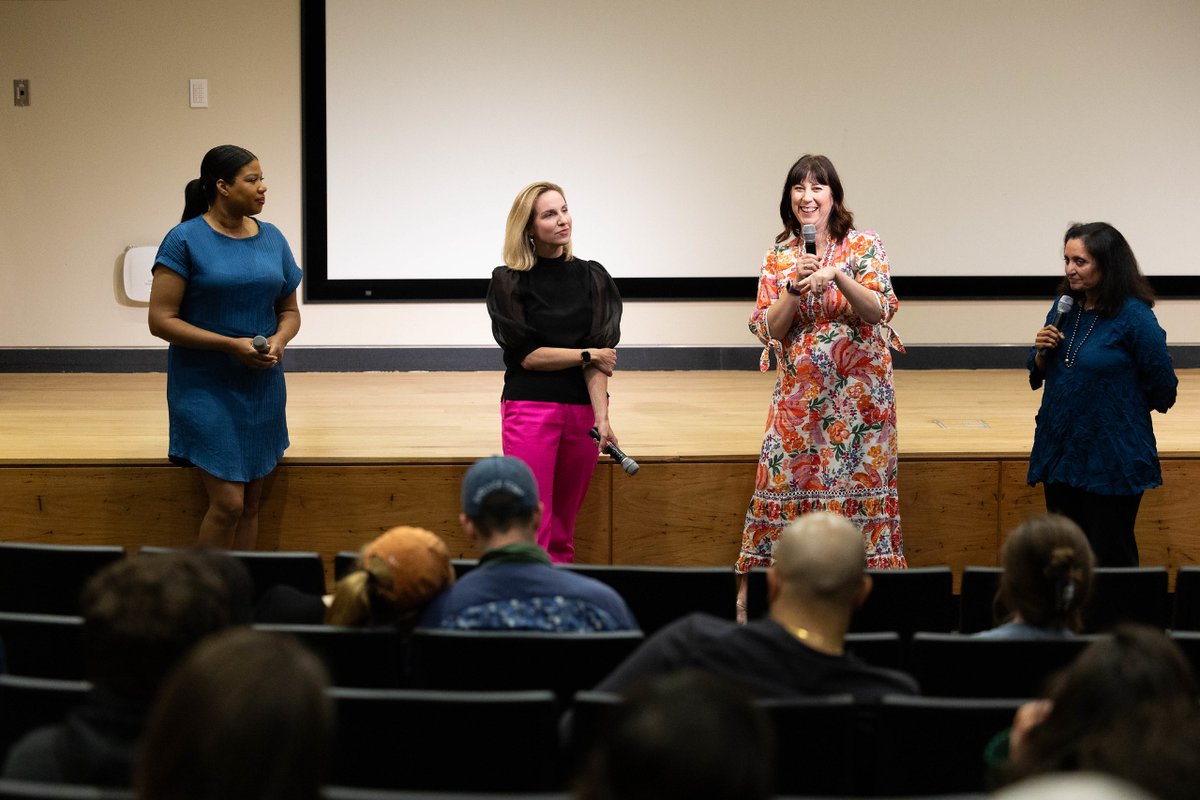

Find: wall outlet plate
<box><xmin>14</xmin><ymin>79</ymin><xmax>30</xmax><ymax>107</ymax></box>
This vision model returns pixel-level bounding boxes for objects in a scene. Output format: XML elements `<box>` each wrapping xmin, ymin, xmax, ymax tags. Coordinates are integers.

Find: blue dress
<box><xmin>154</xmin><ymin>217</ymin><xmax>303</xmax><ymax>482</ymax></box>
<box><xmin>1026</xmin><ymin>297</ymin><xmax>1177</xmax><ymax>495</ymax></box>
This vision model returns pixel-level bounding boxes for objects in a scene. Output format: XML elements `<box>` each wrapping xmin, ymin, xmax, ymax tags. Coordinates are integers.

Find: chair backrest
<box><xmin>328</xmin><ymin>688</ymin><xmax>559</xmax><ymax>792</ymax></box>
<box><xmin>451</xmin><ymin>559</ymin><xmax>478</xmax><ymax>581</ymax></box>
<box><xmin>1167</xmin><ymin>631</ymin><xmax>1200</xmax><ymax>678</ymax></box>
<box><xmin>843</xmin><ymin>631</ymin><xmax>904</xmax><ymax>670</ymax></box>
<box><xmin>408</xmin><ymin>629</ymin><xmax>643</xmax><ymax>706</ymax></box>
<box><xmin>256</xmin><ymin>624</ymin><xmax>408</xmax><ymax>689</ymax></box>
<box><xmin>561</xmin><ymin>564</ymin><xmax>736</xmax><ymax>635</ymax></box>
<box><xmin>869</xmin><ymin>695</ymin><xmax>1024</xmax><ymax>795</ymax></box>
<box><xmin>959</xmin><ymin>566</ymin><xmax>1005</xmax><ymax>634</ymax></box>
<box><xmin>333</xmin><ymin>551</ymin><xmax>359</xmax><ymax>583</ymax></box>
<box><xmin>852</xmin><ymin>567</ymin><xmax>956</xmax><ymax>635</ymax></box>
<box><xmin>0</xmin><ymin>543</ymin><xmax>125</xmax><ymax>616</ymax></box>
<box><xmin>1175</xmin><ymin>567</ymin><xmax>1200</xmax><ymax>631</ymax></box>
<box><xmin>0</xmin><ymin>613</ymin><xmax>85</xmax><ymax>680</ymax></box>
<box><xmin>0</xmin><ymin>675</ymin><xmax>91</xmax><ymax>766</ymax></box>
<box><xmin>757</xmin><ymin>694</ymin><xmax>861</xmax><ymax>796</ymax></box>
<box><xmin>1084</xmin><ymin>567</ymin><xmax>1170</xmax><ymax>632</ymax></box>
<box><xmin>910</xmin><ymin>632</ymin><xmax>1096</xmax><ymax>698</ymax></box>
<box><xmin>322</xmin><ymin>788</ymin><xmax>569</xmax><ymax>800</ymax></box>
<box><xmin>230</xmin><ymin>550</ymin><xmax>327</xmax><ymax>603</ymax></box>
<box><xmin>0</xmin><ymin>779</ymin><xmax>132</xmax><ymax>800</ymax></box>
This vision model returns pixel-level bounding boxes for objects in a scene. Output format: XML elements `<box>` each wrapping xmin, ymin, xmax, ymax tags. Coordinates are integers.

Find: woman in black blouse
<box><xmin>486</xmin><ymin>182</ymin><xmax>623</xmax><ymax>563</ymax></box>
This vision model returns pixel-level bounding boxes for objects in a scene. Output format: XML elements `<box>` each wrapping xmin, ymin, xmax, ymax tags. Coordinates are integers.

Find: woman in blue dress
<box><xmin>148</xmin><ymin>145</ymin><xmax>302</xmax><ymax>548</ymax></box>
<box><xmin>1028</xmin><ymin>222</ymin><xmax>1176</xmax><ymax>566</ymax></box>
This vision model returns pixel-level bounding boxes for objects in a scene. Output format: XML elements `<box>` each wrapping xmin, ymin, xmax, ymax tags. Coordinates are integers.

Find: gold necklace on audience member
<box><xmin>781</xmin><ymin>623</ymin><xmax>843</xmax><ymax>656</ymax></box>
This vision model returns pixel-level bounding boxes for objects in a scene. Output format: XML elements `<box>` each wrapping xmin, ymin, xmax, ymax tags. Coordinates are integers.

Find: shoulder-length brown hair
<box><xmin>502</xmin><ymin>181</ymin><xmax>574</xmax><ymax>271</ymax></box>
<box><xmin>776</xmin><ymin>154</ymin><xmax>855</xmax><ymax>245</ymax></box>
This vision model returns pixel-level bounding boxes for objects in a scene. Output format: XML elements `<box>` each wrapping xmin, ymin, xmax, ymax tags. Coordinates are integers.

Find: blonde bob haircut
<box><xmin>502</xmin><ymin>181</ymin><xmax>573</xmax><ymax>271</ymax></box>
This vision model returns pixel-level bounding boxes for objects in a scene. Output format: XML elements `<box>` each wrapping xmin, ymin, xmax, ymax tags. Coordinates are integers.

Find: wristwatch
<box><xmin>581</xmin><ymin>350</ymin><xmax>591</xmax><ymax>365</ymax></box>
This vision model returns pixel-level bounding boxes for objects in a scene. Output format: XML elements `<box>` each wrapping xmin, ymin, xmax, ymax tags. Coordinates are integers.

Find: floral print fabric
<box><xmin>738</xmin><ymin>230</ymin><xmax>906</xmax><ymax>572</ymax></box>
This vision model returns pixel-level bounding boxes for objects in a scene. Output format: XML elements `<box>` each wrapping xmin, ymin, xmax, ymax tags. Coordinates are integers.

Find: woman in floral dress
<box><xmin>735</xmin><ymin>154</ymin><xmax>905</xmax><ymax>622</ymax></box>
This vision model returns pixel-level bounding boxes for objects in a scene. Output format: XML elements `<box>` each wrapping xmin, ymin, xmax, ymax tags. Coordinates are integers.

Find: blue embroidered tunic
<box><xmin>154</xmin><ymin>217</ymin><xmax>302</xmax><ymax>483</ymax></box>
<box><xmin>1026</xmin><ymin>297</ymin><xmax>1177</xmax><ymax>495</ymax></box>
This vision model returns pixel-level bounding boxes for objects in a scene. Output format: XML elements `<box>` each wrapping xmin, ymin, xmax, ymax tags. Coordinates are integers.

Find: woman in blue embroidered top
<box><xmin>149</xmin><ymin>145</ymin><xmax>302</xmax><ymax>549</ymax></box>
<box><xmin>1028</xmin><ymin>222</ymin><xmax>1176</xmax><ymax>566</ymax></box>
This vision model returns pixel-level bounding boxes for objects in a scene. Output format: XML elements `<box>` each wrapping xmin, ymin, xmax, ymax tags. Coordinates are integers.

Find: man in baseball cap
<box><xmin>418</xmin><ymin>456</ymin><xmax>637</xmax><ymax>632</ymax></box>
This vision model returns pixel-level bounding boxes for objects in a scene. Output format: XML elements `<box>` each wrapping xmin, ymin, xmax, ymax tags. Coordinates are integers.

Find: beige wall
<box><xmin>1</xmin><ymin>0</ymin><xmax>1197</xmax><ymax>351</ymax></box>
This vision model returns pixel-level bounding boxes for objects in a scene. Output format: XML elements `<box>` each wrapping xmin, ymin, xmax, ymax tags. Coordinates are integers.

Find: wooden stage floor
<box><xmin>3</xmin><ymin>370</ymin><xmax>1199</xmax><ymax>585</ymax></box>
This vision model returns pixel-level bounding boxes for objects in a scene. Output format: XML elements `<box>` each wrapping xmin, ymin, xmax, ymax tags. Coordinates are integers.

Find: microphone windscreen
<box><xmin>1056</xmin><ymin>295</ymin><xmax>1074</xmax><ymax>315</ymax></box>
<box><xmin>802</xmin><ymin>224</ymin><xmax>817</xmax><ymax>242</ymax></box>
<box><xmin>252</xmin><ymin>335</ymin><xmax>269</xmax><ymax>354</ymax></box>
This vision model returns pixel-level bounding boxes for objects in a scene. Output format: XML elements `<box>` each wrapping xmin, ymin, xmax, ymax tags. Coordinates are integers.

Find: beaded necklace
<box><xmin>1063</xmin><ymin>307</ymin><xmax>1098</xmax><ymax>368</ymax></box>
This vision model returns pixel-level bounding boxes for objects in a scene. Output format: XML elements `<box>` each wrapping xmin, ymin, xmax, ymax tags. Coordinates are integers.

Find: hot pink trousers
<box><xmin>501</xmin><ymin>400</ymin><xmax>598</xmax><ymax>563</ymax></box>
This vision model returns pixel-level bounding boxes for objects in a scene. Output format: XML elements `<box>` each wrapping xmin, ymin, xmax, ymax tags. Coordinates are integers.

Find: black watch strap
<box><xmin>581</xmin><ymin>350</ymin><xmax>591</xmax><ymax>363</ymax></box>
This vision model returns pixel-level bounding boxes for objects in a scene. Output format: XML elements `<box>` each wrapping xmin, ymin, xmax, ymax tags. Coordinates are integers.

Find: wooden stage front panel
<box><xmin>2</xmin><ymin>371</ymin><xmax>1199</xmax><ymax>589</ymax></box>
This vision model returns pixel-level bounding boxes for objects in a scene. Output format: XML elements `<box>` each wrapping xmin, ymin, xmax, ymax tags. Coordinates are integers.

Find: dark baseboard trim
<box><xmin>2</xmin><ymin>345</ymin><xmax>1198</xmax><ymax>373</ymax></box>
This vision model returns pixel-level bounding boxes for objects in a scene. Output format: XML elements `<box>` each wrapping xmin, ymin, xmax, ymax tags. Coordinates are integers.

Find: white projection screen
<box><xmin>303</xmin><ymin>0</ymin><xmax>1200</xmax><ymax>300</ymax></box>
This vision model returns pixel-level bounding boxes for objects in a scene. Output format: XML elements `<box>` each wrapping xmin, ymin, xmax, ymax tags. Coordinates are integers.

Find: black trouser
<box><xmin>1043</xmin><ymin>483</ymin><xmax>1142</xmax><ymax>567</ymax></box>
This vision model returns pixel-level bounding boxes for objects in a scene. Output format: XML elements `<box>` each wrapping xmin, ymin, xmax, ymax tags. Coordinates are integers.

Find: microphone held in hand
<box><xmin>590</xmin><ymin>427</ymin><xmax>639</xmax><ymax>476</ymax></box>
<box><xmin>1039</xmin><ymin>295</ymin><xmax>1074</xmax><ymax>354</ymax></box>
<box><xmin>251</xmin><ymin>335</ymin><xmax>270</xmax><ymax>354</ymax></box>
<box><xmin>802</xmin><ymin>224</ymin><xmax>818</xmax><ymax>255</ymax></box>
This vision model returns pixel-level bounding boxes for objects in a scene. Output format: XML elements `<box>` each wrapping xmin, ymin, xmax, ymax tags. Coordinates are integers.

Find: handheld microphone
<box><xmin>590</xmin><ymin>427</ymin><xmax>639</xmax><ymax>476</ymax></box>
<box><xmin>251</xmin><ymin>335</ymin><xmax>270</xmax><ymax>354</ymax></box>
<box><xmin>802</xmin><ymin>224</ymin><xmax>817</xmax><ymax>255</ymax></box>
<box><xmin>1038</xmin><ymin>295</ymin><xmax>1074</xmax><ymax>354</ymax></box>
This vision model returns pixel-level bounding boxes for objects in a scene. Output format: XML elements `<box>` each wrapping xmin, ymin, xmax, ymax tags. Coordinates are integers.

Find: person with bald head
<box><xmin>594</xmin><ymin>512</ymin><xmax>917</xmax><ymax>699</ymax></box>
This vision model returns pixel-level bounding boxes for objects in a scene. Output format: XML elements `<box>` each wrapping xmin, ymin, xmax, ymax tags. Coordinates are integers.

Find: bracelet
<box><xmin>784</xmin><ymin>281</ymin><xmax>803</xmax><ymax>296</ymax></box>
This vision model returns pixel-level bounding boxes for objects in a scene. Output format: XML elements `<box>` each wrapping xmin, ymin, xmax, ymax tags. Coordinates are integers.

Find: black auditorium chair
<box><xmin>758</xmin><ymin>694</ymin><xmax>861</xmax><ymax>797</ymax></box>
<box><xmin>1173</xmin><ymin>566</ymin><xmax>1200</xmax><ymax>630</ymax></box>
<box><xmin>0</xmin><ymin>780</ymin><xmax>132</xmax><ymax>800</ymax></box>
<box><xmin>141</xmin><ymin>546</ymin><xmax>326</xmax><ymax>604</ymax></box>
<box><xmin>843</xmin><ymin>631</ymin><xmax>905</xmax><ymax>670</ymax></box>
<box><xmin>561</xmin><ymin>564</ymin><xmax>737</xmax><ymax>635</ymax></box>
<box><xmin>333</xmin><ymin>551</ymin><xmax>359</xmax><ymax>582</ymax></box>
<box><xmin>409</xmin><ymin>629</ymin><xmax>643</xmax><ymax>706</ymax></box>
<box><xmin>852</xmin><ymin>566</ymin><xmax>955</xmax><ymax>636</ymax></box>
<box><xmin>870</xmin><ymin>695</ymin><xmax>1024</xmax><ymax>795</ymax></box>
<box><xmin>959</xmin><ymin>566</ymin><xmax>1005</xmax><ymax>634</ymax></box>
<box><xmin>0</xmin><ymin>542</ymin><xmax>125</xmax><ymax>616</ymax></box>
<box><xmin>256</xmin><ymin>624</ymin><xmax>408</xmax><ymax>689</ymax></box>
<box><xmin>909</xmin><ymin>632</ymin><xmax>1095</xmax><ymax>698</ymax></box>
<box><xmin>451</xmin><ymin>559</ymin><xmax>478</xmax><ymax>581</ymax></box>
<box><xmin>328</xmin><ymin>688</ymin><xmax>559</xmax><ymax>792</ymax></box>
<box><xmin>0</xmin><ymin>675</ymin><xmax>91</xmax><ymax>765</ymax></box>
<box><xmin>323</xmin><ymin>789</ymin><xmax>567</xmax><ymax>800</ymax></box>
<box><xmin>0</xmin><ymin>613</ymin><xmax>85</xmax><ymax>680</ymax></box>
<box><xmin>562</xmin><ymin>690</ymin><xmax>621</xmax><ymax>781</ymax></box>
<box><xmin>1167</xmin><ymin>631</ymin><xmax>1200</xmax><ymax>677</ymax></box>
<box><xmin>1083</xmin><ymin>566</ymin><xmax>1170</xmax><ymax>632</ymax></box>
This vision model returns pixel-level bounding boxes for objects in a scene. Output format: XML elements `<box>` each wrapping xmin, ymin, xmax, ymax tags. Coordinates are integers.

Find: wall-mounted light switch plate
<box><xmin>189</xmin><ymin>78</ymin><xmax>208</xmax><ymax>108</ymax></box>
<box><xmin>14</xmin><ymin>79</ymin><xmax>30</xmax><ymax>107</ymax></box>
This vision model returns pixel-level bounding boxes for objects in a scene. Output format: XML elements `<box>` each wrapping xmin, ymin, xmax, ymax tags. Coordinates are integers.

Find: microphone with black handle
<box><xmin>1038</xmin><ymin>295</ymin><xmax>1074</xmax><ymax>354</ymax></box>
<box><xmin>802</xmin><ymin>224</ymin><xmax>817</xmax><ymax>255</ymax></box>
<box><xmin>590</xmin><ymin>427</ymin><xmax>639</xmax><ymax>476</ymax></box>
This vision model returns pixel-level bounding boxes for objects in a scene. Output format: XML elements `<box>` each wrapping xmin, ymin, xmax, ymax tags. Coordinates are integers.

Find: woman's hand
<box><xmin>587</xmin><ymin>347</ymin><xmax>617</xmax><ymax>376</ymax></box>
<box><xmin>1034</xmin><ymin>325</ymin><xmax>1064</xmax><ymax>352</ymax></box>
<box><xmin>231</xmin><ymin>337</ymin><xmax>278</xmax><ymax>369</ymax></box>
<box><xmin>594</xmin><ymin>419</ymin><xmax>618</xmax><ymax>451</ymax></box>
<box><xmin>798</xmin><ymin>265</ymin><xmax>838</xmax><ymax>295</ymax></box>
<box><xmin>1009</xmin><ymin>699</ymin><xmax>1052</xmax><ymax>762</ymax></box>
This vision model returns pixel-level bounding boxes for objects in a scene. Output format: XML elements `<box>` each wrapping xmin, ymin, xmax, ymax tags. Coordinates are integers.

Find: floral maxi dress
<box><xmin>737</xmin><ymin>230</ymin><xmax>906</xmax><ymax>572</ymax></box>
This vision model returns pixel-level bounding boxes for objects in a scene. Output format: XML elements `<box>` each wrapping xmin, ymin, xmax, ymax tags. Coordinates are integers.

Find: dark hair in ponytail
<box><xmin>181</xmin><ymin>145</ymin><xmax>258</xmax><ymax>222</ymax></box>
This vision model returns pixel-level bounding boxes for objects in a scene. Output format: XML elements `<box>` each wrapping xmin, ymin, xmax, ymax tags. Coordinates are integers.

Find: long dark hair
<box><xmin>181</xmin><ymin>145</ymin><xmax>258</xmax><ymax>222</ymax></box>
<box><xmin>776</xmin><ymin>154</ymin><xmax>855</xmax><ymax>245</ymax></box>
<box><xmin>1056</xmin><ymin>222</ymin><xmax>1155</xmax><ymax>317</ymax></box>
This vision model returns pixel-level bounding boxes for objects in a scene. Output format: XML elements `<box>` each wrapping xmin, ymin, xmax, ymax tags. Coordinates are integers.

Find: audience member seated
<box><xmin>995</xmin><ymin>624</ymin><xmax>1200</xmax><ymax>800</ymax></box>
<box><xmin>574</xmin><ymin>670</ymin><xmax>774</xmax><ymax>800</ymax></box>
<box><xmin>135</xmin><ymin>627</ymin><xmax>333</xmax><ymax>800</ymax></box>
<box><xmin>977</xmin><ymin>513</ymin><xmax>1094</xmax><ymax>639</ymax></box>
<box><xmin>1</xmin><ymin>551</ymin><xmax>238</xmax><ymax>784</ymax></box>
<box><xmin>594</xmin><ymin>511</ymin><xmax>917</xmax><ymax>698</ymax></box>
<box><xmin>418</xmin><ymin>456</ymin><xmax>638</xmax><ymax>631</ymax></box>
<box><xmin>993</xmin><ymin>772</ymin><xmax>1156</xmax><ymax>800</ymax></box>
<box><xmin>255</xmin><ymin>526</ymin><xmax>455</xmax><ymax>631</ymax></box>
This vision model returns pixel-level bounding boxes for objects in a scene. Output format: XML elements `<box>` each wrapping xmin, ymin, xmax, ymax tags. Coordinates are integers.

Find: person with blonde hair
<box><xmin>978</xmin><ymin>513</ymin><xmax>1094</xmax><ymax>639</ymax></box>
<box><xmin>486</xmin><ymin>182</ymin><xmax>623</xmax><ymax>563</ymax></box>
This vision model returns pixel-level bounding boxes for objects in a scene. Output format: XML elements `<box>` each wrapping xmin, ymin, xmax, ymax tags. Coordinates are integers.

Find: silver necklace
<box><xmin>1063</xmin><ymin>308</ymin><xmax>1098</xmax><ymax>368</ymax></box>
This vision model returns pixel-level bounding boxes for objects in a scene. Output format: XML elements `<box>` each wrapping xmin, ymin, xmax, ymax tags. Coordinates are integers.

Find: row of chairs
<box><xmin>7</xmin><ymin>610</ymin><xmax>1200</xmax><ymax>700</ymax></box>
<box><xmin>3</xmin><ymin>541</ymin><xmax>1199</xmax><ymax>634</ymax></box>
<box><xmin>0</xmin><ymin>674</ymin><xmax>1014</xmax><ymax>795</ymax></box>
